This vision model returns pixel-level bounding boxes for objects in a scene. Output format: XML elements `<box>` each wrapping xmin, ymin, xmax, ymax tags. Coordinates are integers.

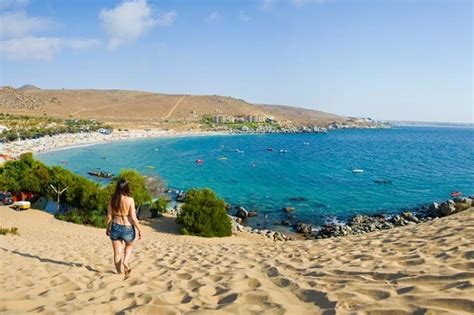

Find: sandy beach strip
<box><xmin>0</xmin><ymin>129</ymin><xmax>232</xmax><ymax>163</ymax></box>
<box><xmin>1</xmin><ymin>206</ymin><xmax>473</xmax><ymax>314</ymax></box>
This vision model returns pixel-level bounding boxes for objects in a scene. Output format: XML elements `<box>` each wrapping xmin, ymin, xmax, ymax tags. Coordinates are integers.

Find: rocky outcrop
<box><xmin>295</xmin><ymin>222</ymin><xmax>312</xmax><ymax>234</ymax></box>
<box><xmin>307</xmin><ymin>198</ymin><xmax>472</xmax><ymax>240</ymax></box>
<box><xmin>235</xmin><ymin>206</ymin><xmax>249</xmax><ymax>219</ymax></box>
<box><xmin>229</xmin><ymin>215</ymin><xmax>294</xmax><ymax>242</ymax></box>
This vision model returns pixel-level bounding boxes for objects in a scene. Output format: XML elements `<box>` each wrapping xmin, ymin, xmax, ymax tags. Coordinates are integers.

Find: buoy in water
<box><xmin>196</xmin><ymin>159</ymin><xmax>204</xmax><ymax>164</ymax></box>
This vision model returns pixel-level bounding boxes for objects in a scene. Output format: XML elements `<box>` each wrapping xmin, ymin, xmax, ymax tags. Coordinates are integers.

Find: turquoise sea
<box><xmin>38</xmin><ymin>126</ymin><xmax>474</xmax><ymax>227</ymax></box>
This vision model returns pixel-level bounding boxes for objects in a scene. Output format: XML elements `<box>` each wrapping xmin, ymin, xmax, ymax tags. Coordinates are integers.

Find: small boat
<box><xmin>236</xmin><ymin>149</ymin><xmax>244</xmax><ymax>154</ymax></box>
<box><xmin>352</xmin><ymin>168</ymin><xmax>364</xmax><ymax>173</ymax></box>
<box><xmin>279</xmin><ymin>149</ymin><xmax>288</xmax><ymax>153</ymax></box>
<box><xmin>146</xmin><ymin>165</ymin><xmax>156</xmax><ymax>169</ymax></box>
<box><xmin>267</xmin><ymin>147</ymin><xmax>274</xmax><ymax>151</ymax></box>
<box><xmin>88</xmin><ymin>171</ymin><xmax>114</xmax><ymax>179</ymax></box>
<box><xmin>218</xmin><ymin>157</ymin><xmax>228</xmax><ymax>160</ymax></box>
<box><xmin>450</xmin><ymin>191</ymin><xmax>462</xmax><ymax>197</ymax></box>
<box><xmin>195</xmin><ymin>159</ymin><xmax>204</xmax><ymax>164</ymax></box>
<box><xmin>154</xmin><ymin>148</ymin><xmax>160</xmax><ymax>152</ymax></box>
<box><xmin>303</xmin><ymin>142</ymin><xmax>310</xmax><ymax>145</ymax></box>
<box><xmin>374</xmin><ymin>179</ymin><xmax>392</xmax><ymax>184</ymax></box>
<box><xmin>60</xmin><ymin>160</ymin><xmax>67</xmax><ymax>164</ymax></box>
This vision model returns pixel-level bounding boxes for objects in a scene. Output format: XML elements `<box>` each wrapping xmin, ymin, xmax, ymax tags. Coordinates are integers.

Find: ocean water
<box><xmin>38</xmin><ymin>126</ymin><xmax>474</xmax><ymax>226</ymax></box>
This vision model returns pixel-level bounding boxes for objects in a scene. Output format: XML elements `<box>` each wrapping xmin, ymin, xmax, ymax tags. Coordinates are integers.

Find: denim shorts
<box><xmin>110</xmin><ymin>222</ymin><xmax>136</xmax><ymax>243</ymax></box>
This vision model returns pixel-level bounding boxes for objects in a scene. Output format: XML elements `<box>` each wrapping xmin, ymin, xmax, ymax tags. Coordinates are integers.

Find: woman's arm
<box><xmin>105</xmin><ymin>202</ymin><xmax>113</xmax><ymax>235</ymax></box>
<box><xmin>129</xmin><ymin>198</ymin><xmax>142</xmax><ymax>239</ymax></box>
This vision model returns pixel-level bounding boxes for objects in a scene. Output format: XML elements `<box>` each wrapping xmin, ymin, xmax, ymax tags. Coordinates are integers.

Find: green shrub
<box><xmin>151</xmin><ymin>197</ymin><xmax>168</xmax><ymax>216</ymax></box>
<box><xmin>0</xmin><ymin>227</ymin><xmax>19</xmax><ymax>235</ymax></box>
<box><xmin>109</xmin><ymin>170</ymin><xmax>151</xmax><ymax>207</ymax></box>
<box><xmin>55</xmin><ymin>209</ymin><xmax>106</xmax><ymax>228</ymax></box>
<box><xmin>176</xmin><ymin>188</ymin><xmax>231</xmax><ymax>237</ymax></box>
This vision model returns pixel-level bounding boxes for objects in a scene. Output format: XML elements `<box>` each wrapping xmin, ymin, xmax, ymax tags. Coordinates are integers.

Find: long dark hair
<box><xmin>111</xmin><ymin>179</ymin><xmax>130</xmax><ymax>211</ymax></box>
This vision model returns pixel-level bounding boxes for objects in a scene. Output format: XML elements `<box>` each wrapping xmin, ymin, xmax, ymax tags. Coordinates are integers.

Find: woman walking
<box><xmin>106</xmin><ymin>179</ymin><xmax>143</xmax><ymax>278</ymax></box>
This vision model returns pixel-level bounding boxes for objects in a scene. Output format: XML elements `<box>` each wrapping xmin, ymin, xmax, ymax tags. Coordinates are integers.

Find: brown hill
<box><xmin>18</xmin><ymin>84</ymin><xmax>41</xmax><ymax>91</ymax></box>
<box><xmin>0</xmin><ymin>87</ymin><xmax>349</xmax><ymax>129</ymax></box>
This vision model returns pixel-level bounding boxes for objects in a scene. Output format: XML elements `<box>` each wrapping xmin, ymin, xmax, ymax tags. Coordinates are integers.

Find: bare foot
<box><xmin>124</xmin><ymin>265</ymin><xmax>131</xmax><ymax>279</ymax></box>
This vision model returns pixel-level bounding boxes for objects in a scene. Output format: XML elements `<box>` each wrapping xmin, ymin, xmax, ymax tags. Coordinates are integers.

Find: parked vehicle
<box><xmin>0</xmin><ymin>192</ymin><xmax>13</xmax><ymax>205</ymax></box>
<box><xmin>12</xmin><ymin>201</ymin><xmax>31</xmax><ymax>210</ymax></box>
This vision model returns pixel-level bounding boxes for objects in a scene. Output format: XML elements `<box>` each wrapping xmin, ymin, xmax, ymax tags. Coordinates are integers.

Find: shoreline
<box><xmin>1</xmin><ymin>129</ymin><xmax>236</xmax><ymax>162</ymax></box>
<box><xmin>1</xmin><ymin>123</ymin><xmax>390</xmax><ymax>163</ymax></box>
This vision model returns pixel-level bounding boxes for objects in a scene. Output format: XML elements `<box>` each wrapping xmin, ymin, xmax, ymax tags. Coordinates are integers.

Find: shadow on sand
<box><xmin>0</xmin><ymin>247</ymin><xmax>100</xmax><ymax>272</ymax></box>
<box><xmin>139</xmin><ymin>214</ymin><xmax>182</xmax><ymax>236</ymax></box>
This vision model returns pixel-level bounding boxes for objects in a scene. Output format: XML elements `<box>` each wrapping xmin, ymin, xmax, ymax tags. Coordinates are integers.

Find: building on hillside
<box><xmin>245</xmin><ymin>115</ymin><xmax>265</xmax><ymax>123</ymax></box>
<box><xmin>265</xmin><ymin>116</ymin><xmax>275</xmax><ymax>123</ymax></box>
<box><xmin>212</xmin><ymin>115</ymin><xmax>235</xmax><ymax>124</ymax></box>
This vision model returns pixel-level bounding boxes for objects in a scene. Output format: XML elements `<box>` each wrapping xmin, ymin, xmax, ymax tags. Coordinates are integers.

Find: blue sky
<box><xmin>0</xmin><ymin>0</ymin><xmax>472</xmax><ymax>123</ymax></box>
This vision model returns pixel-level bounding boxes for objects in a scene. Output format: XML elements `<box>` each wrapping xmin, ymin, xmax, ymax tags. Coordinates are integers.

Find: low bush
<box><xmin>176</xmin><ymin>188</ymin><xmax>231</xmax><ymax>237</ymax></box>
<box><xmin>55</xmin><ymin>209</ymin><xmax>106</xmax><ymax>228</ymax></box>
<box><xmin>0</xmin><ymin>227</ymin><xmax>19</xmax><ymax>235</ymax></box>
<box><xmin>151</xmin><ymin>197</ymin><xmax>168</xmax><ymax>217</ymax></box>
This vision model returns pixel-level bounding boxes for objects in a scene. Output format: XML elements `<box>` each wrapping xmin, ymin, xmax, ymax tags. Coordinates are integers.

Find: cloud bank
<box><xmin>100</xmin><ymin>0</ymin><xmax>176</xmax><ymax>50</ymax></box>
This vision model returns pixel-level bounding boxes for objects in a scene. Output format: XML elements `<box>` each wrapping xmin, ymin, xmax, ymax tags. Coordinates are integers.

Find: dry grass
<box><xmin>0</xmin><ymin>87</ymin><xmax>349</xmax><ymax>128</ymax></box>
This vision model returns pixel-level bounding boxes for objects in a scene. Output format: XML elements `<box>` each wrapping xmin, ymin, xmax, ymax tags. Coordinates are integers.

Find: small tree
<box><xmin>151</xmin><ymin>197</ymin><xmax>168</xmax><ymax>217</ymax></box>
<box><xmin>176</xmin><ymin>188</ymin><xmax>232</xmax><ymax>237</ymax></box>
<box><xmin>110</xmin><ymin>169</ymin><xmax>151</xmax><ymax>207</ymax></box>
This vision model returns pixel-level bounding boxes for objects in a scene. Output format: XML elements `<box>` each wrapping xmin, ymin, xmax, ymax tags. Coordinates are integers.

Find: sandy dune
<box><xmin>1</xmin><ymin>206</ymin><xmax>473</xmax><ymax>314</ymax></box>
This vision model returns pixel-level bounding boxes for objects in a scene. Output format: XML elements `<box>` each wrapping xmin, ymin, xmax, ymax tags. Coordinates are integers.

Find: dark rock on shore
<box><xmin>248</xmin><ymin>211</ymin><xmax>258</xmax><ymax>217</ymax></box>
<box><xmin>306</xmin><ymin>197</ymin><xmax>472</xmax><ymax>240</ymax></box>
<box><xmin>295</xmin><ymin>222</ymin><xmax>312</xmax><ymax>234</ymax></box>
<box><xmin>235</xmin><ymin>206</ymin><xmax>249</xmax><ymax>219</ymax></box>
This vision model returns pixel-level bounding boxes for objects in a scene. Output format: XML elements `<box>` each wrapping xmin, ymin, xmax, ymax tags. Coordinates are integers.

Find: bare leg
<box><xmin>123</xmin><ymin>243</ymin><xmax>134</xmax><ymax>277</ymax></box>
<box><xmin>112</xmin><ymin>240</ymin><xmax>124</xmax><ymax>274</ymax></box>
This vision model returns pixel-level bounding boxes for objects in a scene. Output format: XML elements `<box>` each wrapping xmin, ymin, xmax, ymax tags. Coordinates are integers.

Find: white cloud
<box><xmin>238</xmin><ymin>10</ymin><xmax>250</xmax><ymax>22</ymax></box>
<box><xmin>0</xmin><ymin>37</ymin><xmax>61</xmax><ymax>60</ymax></box>
<box><xmin>99</xmin><ymin>0</ymin><xmax>176</xmax><ymax>50</ymax></box>
<box><xmin>0</xmin><ymin>37</ymin><xmax>100</xmax><ymax>60</ymax></box>
<box><xmin>64</xmin><ymin>38</ymin><xmax>100</xmax><ymax>50</ymax></box>
<box><xmin>206</xmin><ymin>10</ymin><xmax>221</xmax><ymax>22</ymax></box>
<box><xmin>0</xmin><ymin>2</ymin><xmax>99</xmax><ymax>61</ymax></box>
<box><xmin>0</xmin><ymin>11</ymin><xmax>52</xmax><ymax>39</ymax></box>
<box><xmin>0</xmin><ymin>0</ymin><xmax>29</xmax><ymax>10</ymax></box>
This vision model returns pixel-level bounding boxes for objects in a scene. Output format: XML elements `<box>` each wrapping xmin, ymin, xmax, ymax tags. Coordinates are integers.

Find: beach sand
<box><xmin>1</xmin><ymin>206</ymin><xmax>473</xmax><ymax>314</ymax></box>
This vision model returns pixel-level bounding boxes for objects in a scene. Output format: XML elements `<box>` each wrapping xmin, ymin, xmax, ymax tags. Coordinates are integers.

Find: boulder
<box><xmin>440</xmin><ymin>204</ymin><xmax>456</xmax><ymax>216</ymax></box>
<box><xmin>235</xmin><ymin>206</ymin><xmax>249</xmax><ymax>219</ymax></box>
<box><xmin>283</xmin><ymin>207</ymin><xmax>296</xmax><ymax>213</ymax></box>
<box><xmin>401</xmin><ymin>211</ymin><xmax>418</xmax><ymax>223</ymax></box>
<box><xmin>247</xmin><ymin>211</ymin><xmax>258</xmax><ymax>217</ymax></box>
<box><xmin>427</xmin><ymin>202</ymin><xmax>441</xmax><ymax>217</ymax></box>
<box><xmin>295</xmin><ymin>222</ymin><xmax>312</xmax><ymax>234</ymax></box>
